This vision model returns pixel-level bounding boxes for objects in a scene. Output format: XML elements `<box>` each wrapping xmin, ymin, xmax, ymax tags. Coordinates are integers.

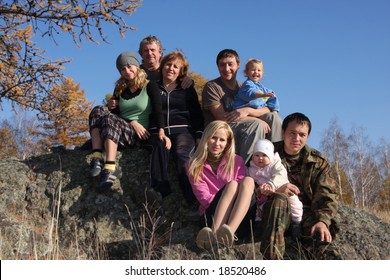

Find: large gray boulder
<box><xmin>0</xmin><ymin>148</ymin><xmax>389</xmax><ymax>260</ymax></box>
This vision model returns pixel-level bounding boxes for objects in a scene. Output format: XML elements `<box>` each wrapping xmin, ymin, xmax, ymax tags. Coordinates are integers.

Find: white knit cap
<box><xmin>253</xmin><ymin>139</ymin><xmax>275</xmax><ymax>161</ymax></box>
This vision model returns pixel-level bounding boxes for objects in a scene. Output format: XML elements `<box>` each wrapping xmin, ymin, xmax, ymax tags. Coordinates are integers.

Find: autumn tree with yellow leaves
<box><xmin>0</xmin><ymin>0</ymin><xmax>142</xmax><ymax>114</ymax></box>
<box><xmin>34</xmin><ymin>77</ymin><xmax>93</xmax><ymax>149</ymax></box>
<box><xmin>188</xmin><ymin>71</ymin><xmax>209</xmax><ymax>103</ymax></box>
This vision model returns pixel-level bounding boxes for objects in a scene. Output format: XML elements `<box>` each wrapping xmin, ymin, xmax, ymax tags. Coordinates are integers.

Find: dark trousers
<box><xmin>148</xmin><ymin>132</ymin><xmax>197</xmax><ymax>205</ymax></box>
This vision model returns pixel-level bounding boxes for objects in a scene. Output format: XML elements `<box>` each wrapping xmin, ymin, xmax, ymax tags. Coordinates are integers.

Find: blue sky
<box><xmin>2</xmin><ymin>0</ymin><xmax>390</xmax><ymax>150</ymax></box>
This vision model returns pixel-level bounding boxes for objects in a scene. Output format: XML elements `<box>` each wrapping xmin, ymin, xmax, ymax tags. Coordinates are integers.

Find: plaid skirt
<box><xmin>89</xmin><ymin>105</ymin><xmax>136</xmax><ymax>146</ymax></box>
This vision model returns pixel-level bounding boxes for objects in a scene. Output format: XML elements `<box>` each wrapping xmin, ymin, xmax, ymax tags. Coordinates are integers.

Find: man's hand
<box><xmin>277</xmin><ymin>182</ymin><xmax>300</xmax><ymax>197</ymax></box>
<box><xmin>225</xmin><ymin>107</ymin><xmax>251</xmax><ymax>122</ymax></box>
<box><xmin>311</xmin><ymin>221</ymin><xmax>332</xmax><ymax>243</ymax></box>
<box><xmin>258</xmin><ymin>119</ymin><xmax>271</xmax><ymax>134</ymax></box>
<box><xmin>224</xmin><ymin>108</ymin><xmax>272</xmax><ymax>136</ymax></box>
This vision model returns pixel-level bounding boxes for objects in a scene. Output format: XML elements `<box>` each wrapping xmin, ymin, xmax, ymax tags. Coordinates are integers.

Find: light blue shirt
<box><xmin>233</xmin><ymin>79</ymin><xmax>280</xmax><ymax>111</ymax></box>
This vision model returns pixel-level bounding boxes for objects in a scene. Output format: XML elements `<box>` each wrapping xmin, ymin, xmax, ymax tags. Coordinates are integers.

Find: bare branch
<box><xmin>0</xmin><ymin>0</ymin><xmax>141</xmax><ymax>112</ymax></box>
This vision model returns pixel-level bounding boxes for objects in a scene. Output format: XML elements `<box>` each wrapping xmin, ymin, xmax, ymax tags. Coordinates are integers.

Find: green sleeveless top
<box><xmin>119</xmin><ymin>86</ymin><xmax>151</xmax><ymax>128</ymax></box>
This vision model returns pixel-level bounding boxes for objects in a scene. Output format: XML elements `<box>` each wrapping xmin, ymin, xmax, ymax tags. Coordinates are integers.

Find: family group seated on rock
<box><xmin>85</xmin><ymin>35</ymin><xmax>341</xmax><ymax>260</ymax></box>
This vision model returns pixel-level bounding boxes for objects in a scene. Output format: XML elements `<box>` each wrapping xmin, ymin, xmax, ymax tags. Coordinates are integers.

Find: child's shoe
<box><xmin>89</xmin><ymin>158</ymin><xmax>104</xmax><ymax>177</ymax></box>
<box><xmin>98</xmin><ymin>168</ymin><xmax>119</xmax><ymax>192</ymax></box>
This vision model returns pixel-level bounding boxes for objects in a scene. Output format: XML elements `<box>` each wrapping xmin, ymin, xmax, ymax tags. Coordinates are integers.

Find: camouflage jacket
<box><xmin>274</xmin><ymin>141</ymin><xmax>338</xmax><ymax>227</ymax></box>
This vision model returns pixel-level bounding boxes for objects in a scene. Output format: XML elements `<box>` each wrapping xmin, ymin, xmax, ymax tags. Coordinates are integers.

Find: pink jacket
<box><xmin>187</xmin><ymin>155</ymin><xmax>246</xmax><ymax>215</ymax></box>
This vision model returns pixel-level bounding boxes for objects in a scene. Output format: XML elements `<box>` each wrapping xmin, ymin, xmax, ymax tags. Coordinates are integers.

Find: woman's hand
<box><xmin>130</xmin><ymin>121</ymin><xmax>150</xmax><ymax>140</ymax></box>
<box><xmin>159</xmin><ymin>129</ymin><xmax>172</xmax><ymax>150</ymax></box>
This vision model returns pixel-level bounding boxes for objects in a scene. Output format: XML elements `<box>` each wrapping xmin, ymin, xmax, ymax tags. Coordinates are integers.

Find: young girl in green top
<box><xmin>88</xmin><ymin>51</ymin><xmax>170</xmax><ymax>191</ymax></box>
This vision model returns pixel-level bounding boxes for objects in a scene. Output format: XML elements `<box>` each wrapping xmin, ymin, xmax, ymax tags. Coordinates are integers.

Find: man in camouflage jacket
<box><xmin>259</xmin><ymin>112</ymin><xmax>340</xmax><ymax>259</ymax></box>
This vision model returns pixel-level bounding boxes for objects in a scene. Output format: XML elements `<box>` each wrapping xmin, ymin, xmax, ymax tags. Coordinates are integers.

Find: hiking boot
<box><xmin>89</xmin><ymin>158</ymin><xmax>104</xmax><ymax>177</ymax></box>
<box><xmin>216</xmin><ymin>224</ymin><xmax>236</xmax><ymax>247</ymax></box>
<box><xmin>196</xmin><ymin>227</ymin><xmax>215</xmax><ymax>250</ymax></box>
<box><xmin>98</xmin><ymin>168</ymin><xmax>119</xmax><ymax>192</ymax></box>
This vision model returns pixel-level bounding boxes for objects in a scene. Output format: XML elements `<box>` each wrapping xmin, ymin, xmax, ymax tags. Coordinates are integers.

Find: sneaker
<box><xmin>196</xmin><ymin>227</ymin><xmax>215</xmax><ymax>250</ymax></box>
<box><xmin>98</xmin><ymin>168</ymin><xmax>119</xmax><ymax>192</ymax></box>
<box><xmin>216</xmin><ymin>224</ymin><xmax>235</xmax><ymax>247</ymax></box>
<box><xmin>89</xmin><ymin>158</ymin><xmax>104</xmax><ymax>177</ymax></box>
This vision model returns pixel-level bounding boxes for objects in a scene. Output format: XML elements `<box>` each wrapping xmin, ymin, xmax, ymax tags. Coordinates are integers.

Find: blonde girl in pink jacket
<box><xmin>186</xmin><ymin>120</ymin><xmax>255</xmax><ymax>250</ymax></box>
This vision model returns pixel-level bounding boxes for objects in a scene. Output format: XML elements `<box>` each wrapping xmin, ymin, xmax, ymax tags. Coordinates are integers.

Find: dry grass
<box><xmin>369</xmin><ymin>209</ymin><xmax>390</xmax><ymax>224</ymax></box>
<box><xmin>1</xmin><ymin>204</ymin><xmax>389</xmax><ymax>260</ymax></box>
<box><xmin>125</xmin><ymin>202</ymin><xmax>174</xmax><ymax>260</ymax></box>
<box><xmin>0</xmin><ymin>202</ymin><xmax>168</xmax><ymax>260</ymax></box>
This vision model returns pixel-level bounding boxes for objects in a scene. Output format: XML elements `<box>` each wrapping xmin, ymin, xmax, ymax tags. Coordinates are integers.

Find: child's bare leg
<box><xmin>104</xmin><ymin>139</ymin><xmax>118</xmax><ymax>163</ymax></box>
<box><xmin>90</xmin><ymin>127</ymin><xmax>103</xmax><ymax>150</ymax></box>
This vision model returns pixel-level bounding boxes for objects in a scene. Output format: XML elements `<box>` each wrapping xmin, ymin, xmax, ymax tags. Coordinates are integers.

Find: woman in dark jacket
<box><xmin>148</xmin><ymin>51</ymin><xmax>204</xmax><ymax>206</ymax></box>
